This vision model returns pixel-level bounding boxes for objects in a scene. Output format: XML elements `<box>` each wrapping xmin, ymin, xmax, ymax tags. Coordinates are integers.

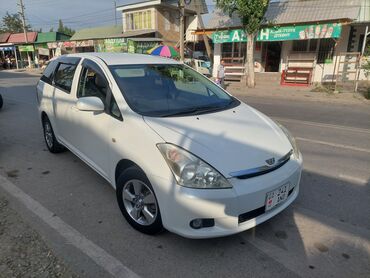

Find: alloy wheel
<box><xmin>122</xmin><ymin>179</ymin><xmax>158</xmax><ymax>226</ymax></box>
<box><xmin>44</xmin><ymin>121</ymin><xmax>53</xmax><ymax>148</ymax></box>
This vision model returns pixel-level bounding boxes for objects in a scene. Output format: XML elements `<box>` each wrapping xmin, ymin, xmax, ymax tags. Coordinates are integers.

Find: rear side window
<box><xmin>40</xmin><ymin>60</ymin><xmax>58</xmax><ymax>84</ymax></box>
<box><xmin>54</xmin><ymin>63</ymin><xmax>77</xmax><ymax>93</ymax></box>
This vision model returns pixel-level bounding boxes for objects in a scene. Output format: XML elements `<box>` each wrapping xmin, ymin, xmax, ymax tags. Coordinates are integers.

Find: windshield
<box><xmin>109</xmin><ymin>64</ymin><xmax>239</xmax><ymax>117</ymax></box>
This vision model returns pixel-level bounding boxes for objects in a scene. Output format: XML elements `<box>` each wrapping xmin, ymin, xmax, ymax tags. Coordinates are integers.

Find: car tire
<box><xmin>0</xmin><ymin>94</ymin><xmax>3</xmax><ymax>109</ymax></box>
<box><xmin>42</xmin><ymin>116</ymin><xmax>65</xmax><ymax>153</ymax></box>
<box><xmin>116</xmin><ymin>166</ymin><xmax>163</xmax><ymax>235</ymax></box>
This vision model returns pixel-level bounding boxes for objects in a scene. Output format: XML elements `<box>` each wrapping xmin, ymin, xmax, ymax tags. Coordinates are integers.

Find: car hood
<box><xmin>144</xmin><ymin>103</ymin><xmax>292</xmax><ymax>178</ymax></box>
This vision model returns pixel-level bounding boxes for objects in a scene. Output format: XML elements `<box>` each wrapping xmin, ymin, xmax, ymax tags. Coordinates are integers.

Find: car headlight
<box><xmin>157</xmin><ymin>143</ymin><xmax>232</xmax><ymax>189</ymax></box>
<box><xmin>277</xmin><ymin>123</ymin><xmax>300</xmax><ymax>159</ymax></box>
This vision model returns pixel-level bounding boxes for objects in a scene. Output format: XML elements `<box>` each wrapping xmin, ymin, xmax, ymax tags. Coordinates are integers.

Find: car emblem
<box><xmin>265</xmin><ymin>158</ymin><xmax>275</xmax><ymax>165</ymax></box>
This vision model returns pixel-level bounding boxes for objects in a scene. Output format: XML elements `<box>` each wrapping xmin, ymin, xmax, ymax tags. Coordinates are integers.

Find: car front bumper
<box><xmin>150</xmin><ymin>155</ymin><xmax>302</xmax><ymax>239</ymax></box>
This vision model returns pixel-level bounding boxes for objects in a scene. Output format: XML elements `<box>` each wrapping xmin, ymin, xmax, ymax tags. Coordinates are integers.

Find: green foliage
<box><xmin>0</xmin><ymin>12</ymin><xmax>31</xmax><ymax>33</ymax></box>
<box><xmin>216</xmin><ymin>0</ymin><xmax>269</xmax><ymax>34</ymax></box>
<box><xmin>57</xmin><ymin>19</ymin><xmax>75</xmax><ymax>36</ymax></box>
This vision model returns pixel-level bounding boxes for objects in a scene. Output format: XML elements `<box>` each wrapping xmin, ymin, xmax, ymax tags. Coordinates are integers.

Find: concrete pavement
<box><xmin>0</xmin><ymin>71</ymin><xmax>369</xmax><ymax>277</ymax></box>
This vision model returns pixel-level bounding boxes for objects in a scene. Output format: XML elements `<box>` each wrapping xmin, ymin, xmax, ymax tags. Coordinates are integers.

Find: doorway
<box><xmin>263</xmin><ymin>42</ymin><xmax>282</xmax><ymax>72</ymax></box>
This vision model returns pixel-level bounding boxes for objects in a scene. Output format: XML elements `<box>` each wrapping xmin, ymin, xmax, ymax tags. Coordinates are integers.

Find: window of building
<box><xmin>54</xmin><ymin>63</ymin><xmax>77</xmax><ymax>93</ymax></box>
<box><xmin>292</xmin><ymin>39</ymin><xmax>319</xmax><ymax>52</ymax></box>
<box><xmin>164</xmin><ymin>11</ymin><xmax>170</xmax><ymax>31</ymax></box>
<box><xmin>317</xmin><ymin>39</ymin><xmax>336</xmax><ymax>63</ymax></box>
<box><xmin>292</xmin><ymin>40</ymin><xmax>308</xmax><ymax>52</ymax></box>
<box><xmin>125</xmin><ymin>9</ymin><xmax>153</xmax><ymax>31</ymax></box>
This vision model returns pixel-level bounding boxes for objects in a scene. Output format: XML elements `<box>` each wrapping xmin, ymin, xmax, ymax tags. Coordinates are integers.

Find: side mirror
<box><xmin>76</xmin><ymin>97</ymin><xmax>104</xmax><ymax>112</ymax></box>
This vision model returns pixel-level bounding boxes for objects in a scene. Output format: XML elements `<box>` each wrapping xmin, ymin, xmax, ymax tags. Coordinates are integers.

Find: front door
<box><xmin>264</xmin><ymin>42</ymin><xmax>282</xmax><ymax>72</ymax></box>
<box><xmin>67</xmin><ymin>59</ymin><xmax>115</xmax><ymax>179</ymax></box>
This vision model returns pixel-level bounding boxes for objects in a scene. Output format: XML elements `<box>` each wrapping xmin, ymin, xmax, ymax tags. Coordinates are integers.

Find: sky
<box><xmin>0</xmin><ymin>0</ymin><xmax>216</xmax><ymax>32</ymax></box>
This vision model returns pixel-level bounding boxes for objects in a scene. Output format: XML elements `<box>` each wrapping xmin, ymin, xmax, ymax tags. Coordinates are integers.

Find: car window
<box><xmin>40</xmin><ymin>60</ymin><xmax>58</xmax><ymax>84</ymax></box>
<box><xmin>77</xmin><ymin>67</ymin><xmax>108</xmax><ymax>105</ymax></box>
<box><xmin>54</xmin><ymin>63</ymin><xmax>77</xmax><ymax>93</ymax></box>
<box><xmin>109</xmin><ymin>96</ymin><xmax>122</xmax><ymax>120</ymax></box>
<box><xmin>109</xmin><ymin>64</ymin><xmax>238</xmax><ymax>117</ymax></box>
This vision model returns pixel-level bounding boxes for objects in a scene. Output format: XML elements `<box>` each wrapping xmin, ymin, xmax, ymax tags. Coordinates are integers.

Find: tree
<box><xmin>216</xmin><ymin>0</ymin><xmax>269</xmax><ymax>87</ymax></box>
<box><xmin>57</xmin><ymin>19</ymin><xmax>75</xmax><ymax>36</ymax></box>
<box><xmin>0</xmin><ymin>12</ymin><xmax>31</xmax><ymax>33</ymax></box>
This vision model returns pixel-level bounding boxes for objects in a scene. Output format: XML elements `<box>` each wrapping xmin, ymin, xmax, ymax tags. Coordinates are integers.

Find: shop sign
<box><xmin>38</xmin><ymin>47</ymin><xmax>49</xmax><ymax>56</ymax></box>
<box><xmin>102</xmin><ymin>38</ymin><xmax>127</xmax><ymax>52</ymax></box>
<box><xmin>18</xmin><ymin>45</ymin><xmax>34</xmax><ymax>52</ymax></box>
<box><xmin>63</xmin><ymin>40</ymin><xmax>94</xmax><ymax>48</ymax></box>
<box><xmin>128</xmin><ymin>40</ymin><xmax>136</xmax><ymax>53</ymax></box>
<box><xmin>212</xmin><ymin>23</ymin><xmax>342</xmax><ymax>43</ymax></box>
<box><xmin>135</xmin><ymin>41</ymin><xmax>159</xmax><ymax>54</ymax></box>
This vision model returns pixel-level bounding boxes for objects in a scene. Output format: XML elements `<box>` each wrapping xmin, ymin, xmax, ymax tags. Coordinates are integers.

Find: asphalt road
<box><xmin>0</xmin><ymin>71</ymin><xmax>369</xmax><ymax>278</ymax></box>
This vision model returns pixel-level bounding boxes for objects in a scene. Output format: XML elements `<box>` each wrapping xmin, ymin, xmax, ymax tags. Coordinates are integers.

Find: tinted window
<box><xmin>77</xmin><ymin>67</ymin><xmax>108</xmax><ymax>104</ymax></box>
<box><xmin>54</xmin><ymin>63</ymin><xmax>77</xmax><ymax>92</ymax></box>
<box><xmin>110</xmin><ymin>96</ymin><xmax>122</xmax><ymax>120</ymax></box>
<box><xmin>40</xmin><ymin>60</ymin><xmax>58</xmax><ymax>84</ymax></box>
<box><xmin>110</xmin><ymin>64</ymin><xmax>238</xmax><ymax>117</ymax></box>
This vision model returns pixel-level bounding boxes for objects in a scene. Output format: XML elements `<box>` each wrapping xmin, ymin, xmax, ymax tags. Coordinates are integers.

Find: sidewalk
<box><xmin>226</xmin><ymin>82</ymin><xmax>370</xmax><ymax>105</ymax></box>
<box><xmin>0</xmin><ymin>195</ymin><xmax>78</xmax><ymax>277</ymax></box>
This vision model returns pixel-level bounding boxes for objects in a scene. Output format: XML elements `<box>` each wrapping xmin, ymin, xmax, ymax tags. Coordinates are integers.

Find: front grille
<box><xmin>230</xmin><ymin>150</ymin><xmax>293</xmax><ymax>180</ymax></box>
<box><xmin>238</xmin><ymin>187</ymin><xmax>294</xmax><ymax>224</ymax></box>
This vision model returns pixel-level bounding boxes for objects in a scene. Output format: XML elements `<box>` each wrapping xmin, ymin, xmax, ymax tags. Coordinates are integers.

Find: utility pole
<box><xmin>18</xmin><ymin>0</ymin><xmax>32</xmax><ymax>68</ymax></box>
<box><xmin>179</xmin><ymin>0</ymin><xmax>185</xmax><ymax>62</ymax></box>
<box><xmin>114</xmin><ymin>1</ymin><xmax>117</xmax><ymax>26</ymax></box>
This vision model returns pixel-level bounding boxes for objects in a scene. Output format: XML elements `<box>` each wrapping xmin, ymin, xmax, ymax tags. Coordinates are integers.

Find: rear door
<box><xmin>52</xmin><ymin>57</ymin><xmax>80</xmax><ymax>145</ymax></box>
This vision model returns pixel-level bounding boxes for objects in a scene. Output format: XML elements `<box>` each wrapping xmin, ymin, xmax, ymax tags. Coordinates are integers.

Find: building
<box><xmin>67</xmin><ymin>24</ymin><xmax>163</xmax><ymax>54</ymax></box>
<box><xmin>35</xmin><ymin>32</ymin><xmax>71</xmax><ymax>62</ymax></box>
<box><xmin>116</xmin><ymin>0</ymin><xmax>208</xmax><ymax>47</ymax></box>
<box><xmin>200</xmin><ymin>0</ymin><xmax>370</xmax><ymax>85</ymax></box>
<box><xmin>6</xmin><ymin>32</ymin><xmax>38</xmax><ymax>68</ymax></box>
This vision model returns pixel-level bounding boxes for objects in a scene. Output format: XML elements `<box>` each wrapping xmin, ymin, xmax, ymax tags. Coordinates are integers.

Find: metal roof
<box><xmin>7</xmin><ymin>32</ymin><xmax>38</xmax><ymax>44</ymax></box>
<box><xmin>122</xmin><ymin>29</ymin><xmax>157</xmax><ymax>38</ymax></box>
<box><xmin>0</xmin><ymin>33</ymin><xmax>11</xmax><ymax>43</ymax></box>
<box><xmin>207</xmin><ymin>0</ymin><xmax>362</xmax><ymax>29</ymax></box>
<box><xmin>64</xmin><ymin>52</ymin><xmax>180</xmax><ymax>65</ymax></box>
<box><xmin>128</xmin><ymin>37</ymin><xmax>163</xmax><ymax>41</ymax></box>
<box><xmin>35</xmin><ymin>32</ymin><xmax>71</xmax><ymax>43</ymax></box>
<box><xmin>70</xmin><ymin>25</ymin><xmax>124</xmax><ymax>41</ymax></box>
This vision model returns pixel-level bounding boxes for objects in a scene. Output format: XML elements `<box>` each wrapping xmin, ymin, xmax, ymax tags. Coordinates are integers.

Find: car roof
<box><xmin>62</xmin><ymin>52</ymin><xmax>181</xmax><ymax>66</ymax></box>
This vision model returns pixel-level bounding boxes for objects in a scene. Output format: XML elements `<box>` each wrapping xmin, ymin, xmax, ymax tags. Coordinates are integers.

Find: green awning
<box><xmin>35</xmin><ymin>32</ymin><xmax>71</xmax><ymax>43</ymax></box>
<box><xmin>212</xmin><ymin>23</ymin><xmax>342</xmax><ymax>43</ymax></box>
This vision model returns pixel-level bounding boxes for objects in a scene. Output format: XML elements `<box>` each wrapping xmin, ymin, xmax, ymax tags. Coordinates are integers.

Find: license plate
<box><xmin>265</xmin><ymin>183</ymin><xmax>290</xmax><ymax>211</ymax></box>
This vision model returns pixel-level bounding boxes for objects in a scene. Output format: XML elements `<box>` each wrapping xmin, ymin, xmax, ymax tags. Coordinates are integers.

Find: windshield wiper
<box><xmin>161</xmin><ymin>105</ymin><xmax>227</xmax><ymax>117</ymax></box>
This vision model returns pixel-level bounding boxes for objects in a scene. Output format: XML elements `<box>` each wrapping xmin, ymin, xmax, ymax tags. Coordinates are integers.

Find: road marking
<box><xmin>296</xmin><ymin>137</ymin><xmax>370</xmax><ymax>154</ymax></box>
<box><xmin>274</xmin><ymin>117</ymin><xmax>370</xmax><ymax>134</ymax></box>
<box><xmin>0</xmin><ymin>175</ymin><xmax>140</xmax><ymax>278</ymax></box>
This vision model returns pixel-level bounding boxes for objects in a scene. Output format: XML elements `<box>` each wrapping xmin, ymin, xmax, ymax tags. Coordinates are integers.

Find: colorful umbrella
<box><xmin>147</xmin><ymin>45</ymin><xmax>179</xmax><ymax>58</ymax></box>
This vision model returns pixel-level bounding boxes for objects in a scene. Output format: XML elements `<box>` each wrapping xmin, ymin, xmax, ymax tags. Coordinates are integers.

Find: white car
<box><xmin>37</xmin><ymin>53</ymin><xmax>302</xmax><ymax>239</ymax></box>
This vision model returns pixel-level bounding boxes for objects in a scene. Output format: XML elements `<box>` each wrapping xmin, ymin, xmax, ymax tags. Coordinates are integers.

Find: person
<box><xmin>5</xmin><ymin>55</ymin><xmax>11</xmax><ymax>69</ymax></box>
<box><xmin>217</xmin><ymin>59</ymin><xmax>225</xmax><ymax>89</ymax></box>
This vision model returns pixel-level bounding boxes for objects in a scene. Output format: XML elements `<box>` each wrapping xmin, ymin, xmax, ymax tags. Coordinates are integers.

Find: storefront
<box><xmin>201</xmin><ymin>0</ymin><xmax>369</xmax><ymax>84</ymax></box>
<box><xmin>35</xmin><ymin>32</ymin><xmax>71</xmax><ymax>65</ymax></box>
<box><xmin>210</xmin><ymin>23</ymin><xmax>343</xmax><ymax>83</ymax></box>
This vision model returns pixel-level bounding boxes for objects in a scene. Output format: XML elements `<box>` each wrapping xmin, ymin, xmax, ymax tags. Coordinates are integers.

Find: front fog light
<box><xmin>157</xmin><ymin>143</ymin><xmax>232</xmax><ymax>189</ymax></box>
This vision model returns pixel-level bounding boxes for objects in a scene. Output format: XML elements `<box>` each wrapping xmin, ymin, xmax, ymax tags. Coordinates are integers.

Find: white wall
<box><xmin>212</xmin><ymin>43</ymin><xmax>221</xmax><ymax>78</ymax></box>
<box><xmin>186</xmin><ymin>16</ymin><xmax>199</xmax><ymax>42</ymax></box>
<box><xmin>279</xmin><ymin>25</ymin><xmax>370</xmax><ymax>83</ymax></box>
